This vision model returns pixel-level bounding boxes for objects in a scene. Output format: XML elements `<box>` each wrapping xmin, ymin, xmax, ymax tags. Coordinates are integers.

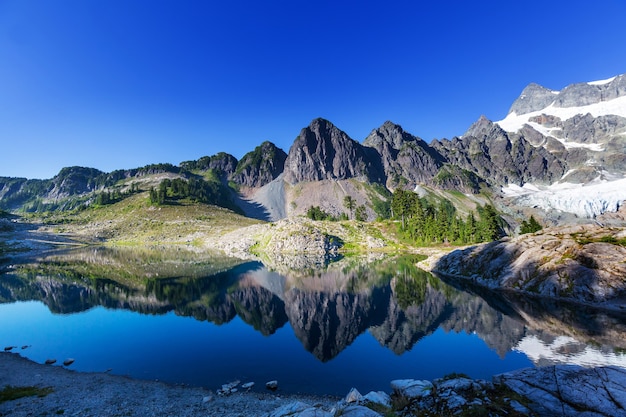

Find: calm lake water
<box><xmin>1</xmin><ymin>247</ymin><xmax>625</xmax><ymax>396</ymax></box>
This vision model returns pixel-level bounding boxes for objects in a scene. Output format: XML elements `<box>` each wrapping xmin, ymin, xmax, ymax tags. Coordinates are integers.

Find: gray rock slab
<box><xmin>339</xmin><ymin>405</ymin><xmax>382</xmax><ymax>416</ymax></box>
<box><xmin>268</xmin><ymin>400</ymin><xmax>336</xmax><ymax>417</ymax></box>
<box><xmin>390</xmin><ymin>379</ymin><xmax>433</xmax><ymax>399</ymax></box>
<box><xmin>362</xmin><ymin>391</ymin><xmax>391</xmax><ymax>407</ymax></box>
<box><xmin>496</xmin><ymin>365</ymin><xmax>626</xmax><ymax>417</ymax></box>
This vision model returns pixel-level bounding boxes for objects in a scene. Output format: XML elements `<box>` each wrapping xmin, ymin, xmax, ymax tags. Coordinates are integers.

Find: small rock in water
<box><xmin>63</xmin><ymin>358</ymin><xmax>75</xmax><ymax>366</ymax></box>
<box><xmin>3</xmin><ymin>346</ymin><xmax>15</xmax><ymax>351</ymax></box>
<box><xmin>217</xmin><ymin>380</ymin><xmax>241</xmax><ymax>396</ymax></box>
<box><xmin>45</xmin><ymin>359</ymin><xmax>57</xmax><ymax>365</ymax></box>
<box><xmin>202</xmin><ymin>395</ymin><xmax>213</xmax><ymax>403</ymax></box>
<box><xmin>266</xmin><ymin>380</ymin><xmax>279</xmax><ymax>391</ymax></box>
<box><xmin>21</xmin><ymin>345</ymin><xmax>30</xmax><ymax>350</ymax></box>
<box><xmin>241</xmin><ymin>382</ymin><xmax>255</xmax><ymax>390</ymax></box>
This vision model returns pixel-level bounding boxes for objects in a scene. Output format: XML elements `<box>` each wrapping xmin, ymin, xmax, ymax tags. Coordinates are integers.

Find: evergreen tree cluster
<box><xmin>95</xmin><ymin>183</ymin><xmax>140</xmax><ymax>206</ymax></box>
<box><xmin>148</xmin><ymin>177</ymin><xmax>235</xmax><ymax>210</ymax></box>
<box><xmin>305</xmin><ymin>206</ymin><xmax>334</xmax><ymax>221</ymax></box>
<box><xmin>520</xmin><ymin>215</ymin><xmax>542</xmax><ymax>234</ymax></box>
<box><xmin>390</xmin><ymin>189</ymin><xmax>503</xmax><ymax>244</ymax></box>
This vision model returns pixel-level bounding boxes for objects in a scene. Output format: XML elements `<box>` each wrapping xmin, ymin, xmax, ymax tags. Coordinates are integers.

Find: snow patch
<box><xmin>588</xmin><ymin>76</ymin><xmax>616</xmax><ymax>86</ymax></box>
<box><xmin>501</xmin><ymin>177</ymin><xmax>626</xmax><ymax>218</ymax></box>
<box><xmin>520</xmin><ymin>123</ymin><xmax>605</xmax><ymax>151</ymax></box>
<box><xmin>496</xmin><ymin>95</ymin><xmax>626</xmax><ymax>136</ymax></box>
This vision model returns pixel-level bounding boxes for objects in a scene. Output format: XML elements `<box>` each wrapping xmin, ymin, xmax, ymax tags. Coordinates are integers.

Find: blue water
<box><xmin>1</xmin><ymin>250</ymin><xmax>623</xmax><ymax>396</ymax></box>
<box><xmin>0</xmin><ymin>300</ymin><xmax>531</xmax><ymax>395</ymax></box>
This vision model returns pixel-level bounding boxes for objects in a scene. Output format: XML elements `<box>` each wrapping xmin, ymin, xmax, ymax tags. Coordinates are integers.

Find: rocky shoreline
<box><xmin>2</xmin><ymin>352</ymin><xmax>625</xmax><ymax>416</ymax></box>
<box><xmin>431</xmin><ymin>224</ymin><xmax>626</xmax><ymax>312</ymax></box>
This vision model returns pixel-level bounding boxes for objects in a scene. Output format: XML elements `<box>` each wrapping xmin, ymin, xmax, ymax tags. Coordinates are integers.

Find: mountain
<box><xmin>494</xmin><ymin>74</ymin><xmax>626</xmax><ymax>219</ymax></box>
<box><xmin>283</xmin><ymin>118</ymin><xmax>384</xmax><ymax>184</ymax></box>
<box><xmin>231</xmin><ymin>141</ymin><xmax>287</xmax><ymax>188</ymax></box>
<box><xmin>1</xmin><ymin>73</ymin><xmax>625</xmax><ymax>224</ymax></box>
<box><xmin>363</xmin><ymin>121</ymin><xmax>443</xmax><ymax>189</ymax></box>
<box><xmin>432</xmin><ymin>116</ymin><xmax>566</xmax><ymax>186</ymax></box>
<box><xmin>180</xmin><ymin>152</ymin><xmax>238</xmax><ymax>181</ymax></box>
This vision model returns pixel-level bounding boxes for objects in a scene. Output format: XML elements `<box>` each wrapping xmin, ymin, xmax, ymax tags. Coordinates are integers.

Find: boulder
<box><xmin>345</xmin><ymin>387</ymin><xmax>363</xmax><ymax>403</ymax></box>
<box><xmin>362</xmin><ymin>391</ymin><xmax>391</xmax><ymax>408</ymax></box>
<box><xmin>269</xmin><ymin>401</ymin><xmax>333</xmax><ymax>417</ymax></box>
<box><xmin>390</xmin><ymin>379</ymin><xmax>433</xmax><ymax>399</ymax></box>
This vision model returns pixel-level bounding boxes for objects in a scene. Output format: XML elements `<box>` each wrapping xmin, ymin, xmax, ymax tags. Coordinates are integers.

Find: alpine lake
<box><xmin>1</xmin><ymin>246</ymin><xmax>626</xmax><ymax>396</ymax></box>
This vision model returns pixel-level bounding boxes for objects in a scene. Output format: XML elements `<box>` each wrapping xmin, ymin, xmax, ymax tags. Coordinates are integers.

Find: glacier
<box><xmin>502</xmin><ymin>178</ymin><xmax>626</xmax><ymax>218</ymax></box>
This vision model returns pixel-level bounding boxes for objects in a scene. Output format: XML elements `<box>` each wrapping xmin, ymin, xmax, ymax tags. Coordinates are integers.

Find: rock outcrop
<box><xmin>272</xmin><ymin>365</ymin><xmax>626</xmax><ymax>416</ymax></box>
<box><xmin>433</xmin><ymin>224</ymin><xmax>626</xmax><ymax>307</ymax></box>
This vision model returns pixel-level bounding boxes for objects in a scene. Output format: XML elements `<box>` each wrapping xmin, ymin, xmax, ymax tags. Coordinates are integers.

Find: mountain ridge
<box><xmin>1</xmin><ymin>73</ymin><xmax>625</xmax><ymax>224</ymax></box>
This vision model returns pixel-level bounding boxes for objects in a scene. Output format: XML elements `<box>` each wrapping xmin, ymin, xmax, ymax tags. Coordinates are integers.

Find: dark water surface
<box><xmin>1</xmin><ymin>247</ymin><xmax>625</xmax><ymax>396</ymax></box>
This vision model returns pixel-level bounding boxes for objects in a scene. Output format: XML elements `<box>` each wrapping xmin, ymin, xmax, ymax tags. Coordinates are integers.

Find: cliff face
<box><xmin>363</xmin><ymin>121</ymin><xmax>444</xmax><ymax>189</ymax></box>
<box><xmin>283</xmin><ymin>118</ymin><xmax>383</xmax><ymax>184</ymax></box>
<box><xmin>432</xmin><ymin>116</ymin><xmax>566</xmax><ymax>186</ymax></box>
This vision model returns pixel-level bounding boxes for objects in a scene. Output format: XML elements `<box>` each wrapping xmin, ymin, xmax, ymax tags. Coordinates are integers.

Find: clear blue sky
<box><xmin>1</xmin><ymin>0</ymin><xmax>625</xmax><ymax>179</ymax></box>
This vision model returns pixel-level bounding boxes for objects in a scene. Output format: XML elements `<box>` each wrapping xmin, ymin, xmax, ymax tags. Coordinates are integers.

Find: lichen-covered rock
<box><xmin>434</xmin><ymin>224</ymin><xmax>626</xmax><ymax>307</ymax></box>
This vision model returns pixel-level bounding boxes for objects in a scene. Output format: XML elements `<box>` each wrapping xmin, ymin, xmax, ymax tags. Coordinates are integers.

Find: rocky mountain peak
<box><xmin>49</xmin><ymin>166</ymin><xmax>105</xmax><ymax>199</ymax></box>
<box><xmin>283</xmin><ymin>118</ymin><xmax>383</xmax><ymax>184</ymax></box>
<box><xmin>508</xmin><ymin>83</ymin><xmax>558</xmax><ymax>116</ymax></box>
<box><xmin>553</xmin><ymin>73</ymin><xmax>626</xmax><ymax>108</ymax></box>
<box><xmin>231</xmin><ymin>141</ymin><xmax>287</xmax><ymax>188</ymax></box>
<box><xmin>179</xmin><ymin>152</ymin><xmax>238</xmax><ymax>181</ymax></box>
<box><xmin>363</xmin><ymin>121</ymin><xmax>421</xmax><ymax>151</ymax></box>
<box><xmin>463</xmin><ymin>115</ymin><xmax>507</xmax><ymax>140</ymax></box>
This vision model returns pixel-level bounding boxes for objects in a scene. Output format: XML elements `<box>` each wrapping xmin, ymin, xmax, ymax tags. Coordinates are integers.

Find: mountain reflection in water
<box><xmin>1</xmin><ymin>246</ymin><xmax>625</xmax><ymax>392</ymax></box>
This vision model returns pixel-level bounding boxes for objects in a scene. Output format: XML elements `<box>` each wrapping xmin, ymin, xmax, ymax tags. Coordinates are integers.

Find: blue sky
<box><xmin>1</xmin><ymin>1</ymin><xmax>625</xmax><ymax>179</ymax></box>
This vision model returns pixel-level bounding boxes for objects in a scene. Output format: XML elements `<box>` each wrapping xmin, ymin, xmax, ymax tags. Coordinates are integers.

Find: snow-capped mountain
<box><xmin>497</xmin><ymin>74</ymin><xmax>626</xmax><ymax>155</ymax></box>
<box><xmin>494</xmin><ymin>74</ymin><xmax>626</xmax><ymax>219</ymax></box>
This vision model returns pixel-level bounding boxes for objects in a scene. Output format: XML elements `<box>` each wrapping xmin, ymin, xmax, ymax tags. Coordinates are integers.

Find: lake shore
<box><xmin>4</xmin><ymin>352</ymin><xmax>626</xmax><ymax>416</ymax></box>
<box><xmin>0</xmin><ymin>352</ymin><xmax>340</xmax><ymax>417</ymax></box>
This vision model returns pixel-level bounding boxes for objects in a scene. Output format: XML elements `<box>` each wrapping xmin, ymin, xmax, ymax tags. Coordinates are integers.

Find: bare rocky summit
<box><xmin>283</xmin><ymin>118</ymin><xmax>383</xmax><ymax>184</ymax></box>
<box><xmin>231</xmin><ymin>141</ymin><xmax>287</xmax><ymax>188</ymax></box>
